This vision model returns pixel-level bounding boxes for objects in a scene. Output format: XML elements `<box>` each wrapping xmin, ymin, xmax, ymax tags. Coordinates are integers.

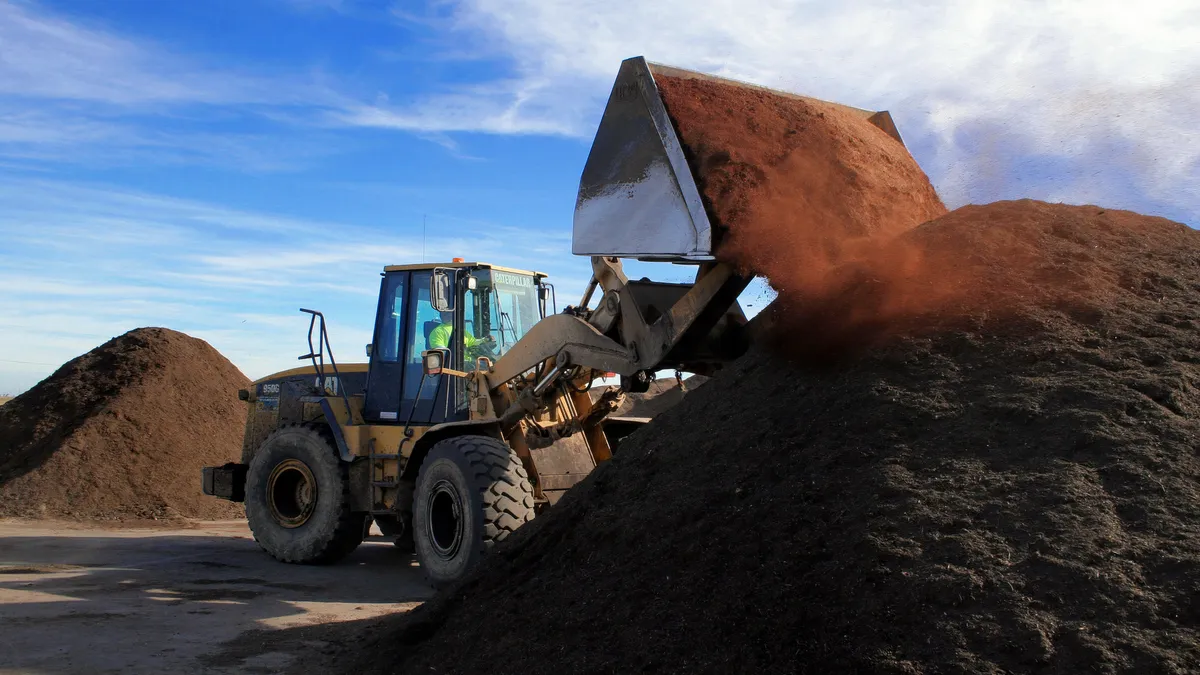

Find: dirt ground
<box><xmin>0</xmin><ymin>398</ymin><xmax>11</xmax><ymax>406</ymax></box>
<box><xmin>0</xmin><ymin>519</ymin><xmax>432</xmax><ymax>675</ymax></box>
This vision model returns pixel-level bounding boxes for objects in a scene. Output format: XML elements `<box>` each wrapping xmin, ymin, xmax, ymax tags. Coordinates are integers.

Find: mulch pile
<box><xmin>343</xmin><ymin>201</ymin><xmax>1200</xmax><ymax>674</ymax></box>
<box><xmin>597</xmin><ymin>374</ymin><xmax>711</xmax><ymax>419</ymax></box>
<box><xmin>0</xmin><ymin>327</ymin><xmax>248</xmax><ymax>521</ymax></box>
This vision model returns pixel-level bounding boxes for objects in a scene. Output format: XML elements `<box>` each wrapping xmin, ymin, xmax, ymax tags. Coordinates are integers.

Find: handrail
<box><xmin>298</xmin><ymin>308</ymin><xmax>353</xmax><ymax>426</ymax></box>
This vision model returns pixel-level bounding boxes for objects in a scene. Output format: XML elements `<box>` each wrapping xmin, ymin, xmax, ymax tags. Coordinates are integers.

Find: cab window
<box><xmin>374</xmin><ymin>273</ymin><xmax>407</xmax><ymax>362</ymax></box>
<box><xmin>464</xmin><ymin>269</ymin><xmax>540</xmax><ymax>360</ymax></box>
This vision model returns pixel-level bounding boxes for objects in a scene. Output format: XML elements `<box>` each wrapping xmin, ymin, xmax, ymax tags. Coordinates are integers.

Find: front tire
<box><xmin>413</xmin><ymin>435</ymin><xmax>535</xmax><ymax>587</ymax></box>
<box><xmin>245</xmin><ymin>425</ymin><xmax>368</xmax><ymax>564</ymax></box>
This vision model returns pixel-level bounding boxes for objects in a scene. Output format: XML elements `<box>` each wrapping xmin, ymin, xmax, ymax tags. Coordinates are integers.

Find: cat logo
<box><xmin>316</xmin><ymin>376</ymin><xmax>339</xmax><ymax>396</ymax></box>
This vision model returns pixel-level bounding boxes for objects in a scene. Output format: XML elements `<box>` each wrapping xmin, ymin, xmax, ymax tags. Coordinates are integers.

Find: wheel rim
<box><xmin>267</xmin><ymin>459</ymin><xmax>317</xmax><ymax>528</ymax></box>
<box><xmin>426</xmin><ymin>479</ymin><xmax>464</xmax><ymax>559</ymax></box>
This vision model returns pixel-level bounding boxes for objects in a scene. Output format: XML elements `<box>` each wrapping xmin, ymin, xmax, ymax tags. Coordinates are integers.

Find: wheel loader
<box><xmin>201</xmin><ymin>56</ymin><xmax>911</xmax><ymax>586</ymax></box>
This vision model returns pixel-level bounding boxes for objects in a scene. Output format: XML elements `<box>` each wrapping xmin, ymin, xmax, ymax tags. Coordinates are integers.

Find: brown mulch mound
<box><xmin>340</xmin><ymin>201</ymin><xmax>1200</xmax><ymax>674</ymax></box>
<box><xmin>0</xmin><ymin>327</ymin><xmax>248</xmax><ymax>521</ymax></box>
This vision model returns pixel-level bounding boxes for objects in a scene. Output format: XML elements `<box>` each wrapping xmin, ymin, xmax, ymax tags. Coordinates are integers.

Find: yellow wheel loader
<box><xmin>201</xmin><ymin>56</ymin><xmax>910</xmax><ymax>586</ymax></box>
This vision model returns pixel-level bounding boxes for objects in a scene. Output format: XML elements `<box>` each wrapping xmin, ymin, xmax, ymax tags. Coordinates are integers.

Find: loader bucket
<box><xmin>572</xmin><ymin>56</ymin><xmax>906</xmax><ymax>262</ymax></box>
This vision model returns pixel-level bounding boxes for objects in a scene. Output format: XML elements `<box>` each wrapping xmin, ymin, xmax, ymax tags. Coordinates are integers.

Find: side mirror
<box><xmin>538</xmin><ymin>282</ymin><xmax>557</xmax><ymax>316</ymax></box>
<box><xmin>365</xmin><ymin>343</ymin><xmax>373</xmax><ymax>358</ymax></box>
<box><xmin>465</xmin><ymin>275</ymin><xmax>478</xmax><ymax>291</ymax></box>
<box><xmin>431</xmin><ymin>269</ymin><xmax>455</xmax><ymax>312</ymax></box>
<box><xmin>422</xmin><ymin>348</ymin><xmax>450</xmax><ymax>376</ymax></box>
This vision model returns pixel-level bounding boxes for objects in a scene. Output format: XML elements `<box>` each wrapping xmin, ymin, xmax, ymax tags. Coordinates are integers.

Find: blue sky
<box><xmin>1</xmin><ymin>0</ymin><xmax>1197</xmax><ymax>394</ymax></box>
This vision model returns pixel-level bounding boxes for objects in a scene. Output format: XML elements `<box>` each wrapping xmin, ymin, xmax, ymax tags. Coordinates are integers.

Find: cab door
<box><xmin>401</xmin><ymin>270</ymin><xmax>462</xmax><ymax>424</ymax></box>
<box><xmin>364</xmin><ymin>271</ymin><xmax>408</xmax><ymax>421</ymax></box>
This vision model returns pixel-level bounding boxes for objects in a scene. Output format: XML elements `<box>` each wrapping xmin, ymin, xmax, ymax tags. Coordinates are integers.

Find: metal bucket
<box><xmin>572</xmin><ymin>56</ymin><xmax>905</xmax><ymax>262</ymax></box>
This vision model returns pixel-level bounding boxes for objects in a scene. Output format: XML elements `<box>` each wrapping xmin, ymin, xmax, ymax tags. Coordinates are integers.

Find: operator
<box><xmin>428</xmin><ymin>312</ymin><xmax>494</xmax><ymax>360</ymax></box>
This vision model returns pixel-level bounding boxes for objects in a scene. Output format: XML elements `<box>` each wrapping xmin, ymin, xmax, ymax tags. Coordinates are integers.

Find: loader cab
<box><xmin>362</xmin><ymin>261</ymin><xmax>550</xmax><ymax>424</ymax></box>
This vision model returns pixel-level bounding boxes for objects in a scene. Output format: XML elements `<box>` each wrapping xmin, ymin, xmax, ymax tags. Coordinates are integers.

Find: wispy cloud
<box><xmin>352</xmin><ymin>0</ymin><xmax>1200</xmax><ymax>222</ymax></box>
<box><xmin>0</xmin><ymin>106</ymin><xmax>355</xmax><ymax>171</ymax></box>
<box><xmin>0</xmin><ymin>1</ymin><xmax>306</xmax><ymax>106</ymax></box>
<box><xmin>11</xmin><ymin>0</ymin><xmax>1194</xmax><ymax>217</ymax></box>
<box><xmin>331</xmin><ymin>80</ymin><xmax>581</xmax><ymax>136</ymax></box>
<box><xmin>0</xmin><ymin>175</ymin><xmax>591</xmax><ymax>393</ymax></box>
<box><xmin>0</xmin><ymin>0</ymin><xmax>362</xmax><ymax>170</ymax></box>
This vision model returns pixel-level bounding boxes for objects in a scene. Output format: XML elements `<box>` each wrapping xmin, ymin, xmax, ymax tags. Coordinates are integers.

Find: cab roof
<box><xmin>382</xmin><ymin>261</ymin><xmax>546</xmax><ymax>278</ymax></box>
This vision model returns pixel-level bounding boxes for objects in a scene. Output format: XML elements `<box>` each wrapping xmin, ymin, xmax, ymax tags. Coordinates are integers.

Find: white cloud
<box><xmin>357</xmin><ymin>0</ymin><xmax>1199</xmax><ymax>220</ymax></box>
<box><xmin>0</xmin><ymin>175</ymin><xmax>593</xmax><ymax>394</ymax></box>
<box><xmin>8</xmin><ymin>0</ymin><xmax>1193</xmax><ymax>214</ymax></box>
<box><xmin>332</xmin><ymin>81</ymin><xmax>581</xmax><ymax>136</ymax></box>
<box><xmin>0</xmin><ymin>1</ymin><xmax>360</xmax><ymax>171</ymax></box>
<box><xmin>0</xmin><ymin>277</ymin><xmax>187</xmax><ymax>300</ymax></box>
<box><xmin>0</xmin><ymin>0</ymin><xmax>346</xmax><ymax>107</ymax></box>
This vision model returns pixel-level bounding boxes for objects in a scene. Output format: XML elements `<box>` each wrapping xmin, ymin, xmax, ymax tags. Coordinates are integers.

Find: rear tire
<box><xmin>413</xmin><ymin>435</ymin><xmax>535</xmax><ymax>587</ymax></box>
<box><xmin>245</xmin><ymin>425</ymin><xmax>368</xmax><ymax>564</ymax></box>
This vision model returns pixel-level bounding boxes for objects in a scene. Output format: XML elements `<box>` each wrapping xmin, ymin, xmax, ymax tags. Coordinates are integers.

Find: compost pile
<box><xmin>345</xmin><ymin>200</ymin><xmax>1200</xmax><ymax>674</ymax></box>
<box><xmin>0</xmin><ymin>328</ymin><xmax>248</xmax><ymax>521</ymax></box>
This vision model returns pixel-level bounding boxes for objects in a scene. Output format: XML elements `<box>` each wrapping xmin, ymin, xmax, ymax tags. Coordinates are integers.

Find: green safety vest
<box><xmin>428</xmin><ymin>323</ymin><xmax>482</xmax><ymax>350</ymax></box>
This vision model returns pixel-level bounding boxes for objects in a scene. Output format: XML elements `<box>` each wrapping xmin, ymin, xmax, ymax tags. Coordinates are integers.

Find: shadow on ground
<box><xmin>0</xmin><ymin>522</ymin><xmax>433</xmax><ymax>674</ymax></box>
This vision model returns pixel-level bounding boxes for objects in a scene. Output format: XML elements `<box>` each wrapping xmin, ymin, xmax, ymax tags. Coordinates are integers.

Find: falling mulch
<box><xmin>654</xmin><ymin>71</ymin><xmax>948</xmax><ymax>280</ymax></box>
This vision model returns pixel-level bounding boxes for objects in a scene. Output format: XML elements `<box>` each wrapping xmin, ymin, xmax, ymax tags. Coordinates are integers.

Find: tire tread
<box><xmin>413</xmin><ymin>434</ymin><xmax>535</xmax><ymax>586</ymax></box>
<box><xmin>458</xmin><ymin>438</ymin><xmax>535</xmax><ymax>545</ymax></box>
